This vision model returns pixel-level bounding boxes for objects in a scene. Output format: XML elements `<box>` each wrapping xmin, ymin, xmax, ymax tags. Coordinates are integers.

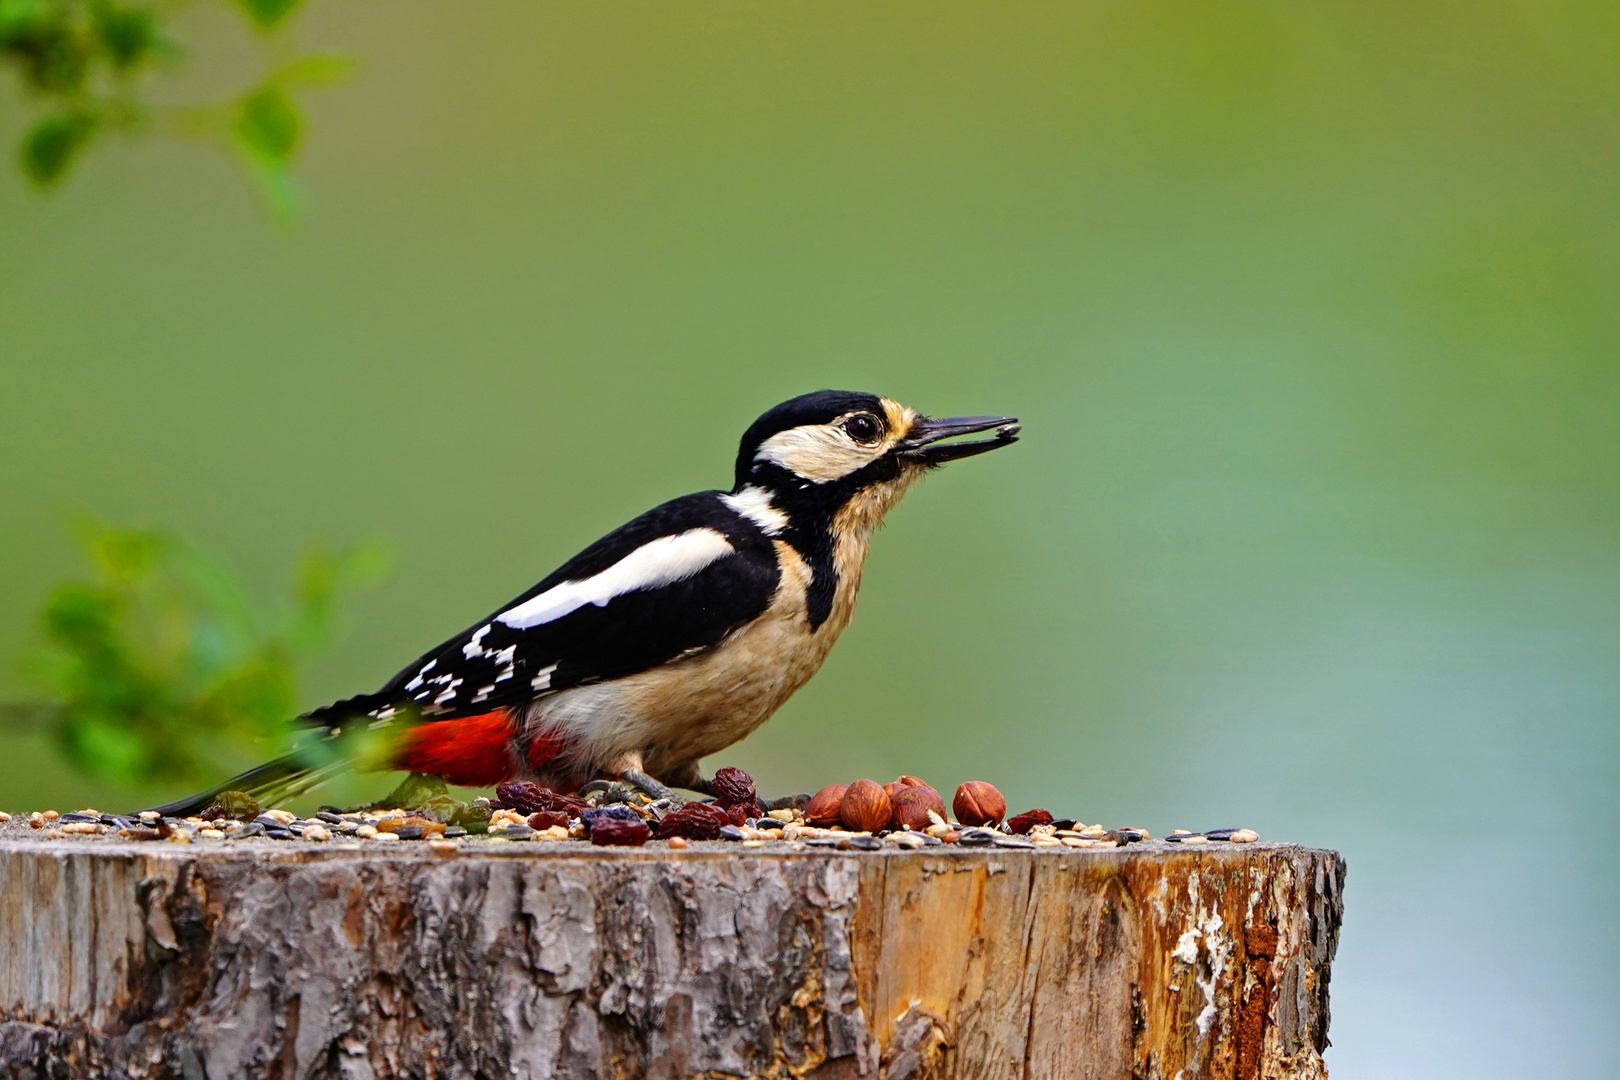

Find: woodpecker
<box><xmin>150</xmin><ymin>391</ymin><xmax>1019</xmax><ymax>815</ymax></box>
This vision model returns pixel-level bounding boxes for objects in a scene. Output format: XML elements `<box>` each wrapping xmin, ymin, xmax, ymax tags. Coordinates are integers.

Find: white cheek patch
<box><xmin>496</xmin><ymin>528</ymin><xmax>735</xmax><ymax>630</ymax></box>
<box><xmin>755</xmin><ymin>424</ymin><xmax>873</xmax><ymax>483</ymax></box>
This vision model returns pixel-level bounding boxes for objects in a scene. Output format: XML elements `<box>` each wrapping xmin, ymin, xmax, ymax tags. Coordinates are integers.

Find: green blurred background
<box><xmin>3</xmin><ymin>2</ymin><xmax>1617</xmax><ymax>1075</ymax></box>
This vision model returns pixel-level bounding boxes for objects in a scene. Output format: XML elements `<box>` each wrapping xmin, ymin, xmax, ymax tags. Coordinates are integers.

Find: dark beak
<box><xmin>897</xmin><ymin>415</ymin><xmax>1022</xmax><ymax>464</ymax></box>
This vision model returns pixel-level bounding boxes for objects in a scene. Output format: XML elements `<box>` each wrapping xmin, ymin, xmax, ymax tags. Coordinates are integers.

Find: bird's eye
<box><xmin>842</xmin><ymin>413</ymin><xmax>883</xmax><ymax>445</ymax></box>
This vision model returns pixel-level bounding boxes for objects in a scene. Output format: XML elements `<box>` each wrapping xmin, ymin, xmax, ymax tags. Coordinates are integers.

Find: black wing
<box><xmin>305</xmin><ymin>491</ymin><xmax>781</xmax><ymax>728</ymax></box>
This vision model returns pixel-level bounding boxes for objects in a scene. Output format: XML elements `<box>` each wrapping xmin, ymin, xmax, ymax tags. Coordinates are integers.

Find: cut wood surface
<box><xmin>0</xmin><ymin>831</ymin><xmax>1343</xmax><ymax>1080</ymax></box>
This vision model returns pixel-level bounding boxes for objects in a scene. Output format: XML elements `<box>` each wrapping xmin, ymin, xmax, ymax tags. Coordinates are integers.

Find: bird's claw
<box><xmin>619</xmin><ymin>769</ymin><xmax>679</xmax><ymax>802</ymax></box>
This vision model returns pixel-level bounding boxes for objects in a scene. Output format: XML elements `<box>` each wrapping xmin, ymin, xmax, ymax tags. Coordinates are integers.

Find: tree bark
<box><xmin>0</xmin><ymin>834</ymin><xmax>1343</xmax><ymax>1080</ymax></box>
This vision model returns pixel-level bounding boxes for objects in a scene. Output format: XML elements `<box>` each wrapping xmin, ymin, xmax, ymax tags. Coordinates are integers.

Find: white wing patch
<box><xmin>496</xmin><ymin>528</ymin><xmax>735</xmax><ymax>630</ymax></box>
<box><xmin>720</xmin><ymin>486</ymin><xmax>788</xmax><ymax>536</ymax></box>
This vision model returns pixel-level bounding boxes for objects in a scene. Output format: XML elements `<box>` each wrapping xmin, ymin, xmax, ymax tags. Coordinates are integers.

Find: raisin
<box><xmin>581</xmin><ymin>806</ymin><xmax>643</xmax><ymax>832</ymax></box>
<box><xmin>589</xmin><ymin>818</ymin><xmax>652</xmax><ymax>847</ymax></box>
<box><xmin>496</xmin><ymin>780</ymin><xmax>586</xmax><ymax>815</ymax></box>
<box><xmin>726</xmin><ymin>803</ymin><xmax>748</xmax><ymax>827</ymax></box>
<box><xmin>655</xmin><ymin>802</ymin><xmax>731</xmax><ymax>841</ymax></box>
<box><xmin>711</xmin><ymin>766</ymin><xmax>757</xmax><ymax>807</ymax></box>
<box><xmin>1007</xmin><ymin>809</ymin><xmax>1054</xmax><ymax>835</ymax></box>
<box><xmin>526</xmin><ymin>811</ymin><xmax>569</xmax><ymax>830</ymax></box>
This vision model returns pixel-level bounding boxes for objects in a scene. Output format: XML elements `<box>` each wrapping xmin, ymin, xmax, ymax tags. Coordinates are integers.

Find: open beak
<box><xmin>897</xmin><ymin>415</ymin><xmax>1022</xmax><ymax>464</ymax></box>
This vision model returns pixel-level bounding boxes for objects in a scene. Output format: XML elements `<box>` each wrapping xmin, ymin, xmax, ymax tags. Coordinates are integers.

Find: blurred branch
<box><xmin>0</xmin><ymin>0</ymin><xmax>353</xmax><ymax>219</ymax></box>
<box><xmin>0</xmin><ymin>701</ymin><xmax>63</xmax><ymax>730</ymax></box>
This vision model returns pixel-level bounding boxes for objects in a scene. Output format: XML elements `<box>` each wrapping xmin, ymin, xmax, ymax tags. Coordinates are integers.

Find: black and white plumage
<box><xmin>151</xmin><ymin>390</ymin><xmax>1019</xmax><ymax>814</ymax></box>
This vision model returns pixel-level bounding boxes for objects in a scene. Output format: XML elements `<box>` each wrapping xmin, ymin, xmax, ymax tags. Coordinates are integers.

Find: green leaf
<box><xmin>20</xmin><ymin>112</ymin><xmax>98</xmax><ymax>186</ymax></box>
<box><xmin>233</xmin><ymin>0</ymin><xmax>302</xmax><ymax>31</ymax></box>
<box><xmin>232</xmin><ymin>85</ymin><xmax>300</xmax><ymax>162</ymax></box>
<box><xmin>94</xmin><ymin>2</ymin><xmax>160</xmax><ymax>70</ymax></box>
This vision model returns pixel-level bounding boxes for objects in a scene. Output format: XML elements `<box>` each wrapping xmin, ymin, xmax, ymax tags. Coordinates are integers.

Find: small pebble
<box><xmin>667</xmin><ymin>836</ymin><xmax>689</xmax><ymax>850</ymax></box>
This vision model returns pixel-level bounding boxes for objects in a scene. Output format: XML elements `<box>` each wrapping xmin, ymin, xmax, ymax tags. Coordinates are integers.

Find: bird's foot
<box><xmin>619</xmin><ymin>769</ymin><xmax>679</xmax><ymax>802</ymax></box>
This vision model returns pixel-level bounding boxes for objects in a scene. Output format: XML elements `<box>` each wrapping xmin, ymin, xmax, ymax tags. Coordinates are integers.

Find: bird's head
<box><xmin>732</xmin><ymin>390</ymin><xmax>1019</xmax><ymax>531</ymax></box>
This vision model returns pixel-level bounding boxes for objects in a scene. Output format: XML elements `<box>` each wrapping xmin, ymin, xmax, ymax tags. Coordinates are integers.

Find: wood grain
<box><xmin>0</xmin><ymin>835</ymin><xmax>1342</xmax><ymax>1079</ymax></box>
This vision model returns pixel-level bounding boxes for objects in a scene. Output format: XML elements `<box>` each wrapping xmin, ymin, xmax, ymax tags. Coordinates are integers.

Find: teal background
<box><xmin>3</xmin><ymin>3</ymin><xmax>1617</xmax><ymax>1075</ymax></box>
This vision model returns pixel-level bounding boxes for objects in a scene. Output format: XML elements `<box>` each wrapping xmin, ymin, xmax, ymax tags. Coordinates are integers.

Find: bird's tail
<box><xmin>141</xmin><ymin>692</ymin><xmax>391</xmax><ymax>817</ymax></box>
<box><xmin>141</xmin><ymin>753</ymin><xmax>346</xmax><ymax>818</ymax></box>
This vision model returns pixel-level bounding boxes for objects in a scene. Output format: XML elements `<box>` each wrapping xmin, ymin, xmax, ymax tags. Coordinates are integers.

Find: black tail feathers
<box><xmin>138</xmin><ymin>694</ymin><xmax>392</xmax><ymax>818</ymax></box>
<box><xmin>140</xmin><ymin>754</ymin><xmax>328</xmax><ymax>818</ymax></box>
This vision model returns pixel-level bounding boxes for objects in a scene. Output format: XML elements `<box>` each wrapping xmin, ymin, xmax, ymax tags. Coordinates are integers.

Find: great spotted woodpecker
<box><xmin>150</xmin><ymin>391</ymin><xmax>1019</xmax><ymax>814</ymax></box>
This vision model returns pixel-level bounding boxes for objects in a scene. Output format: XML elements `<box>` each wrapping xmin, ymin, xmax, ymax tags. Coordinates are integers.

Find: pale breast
<box><xmin>536</xmin><ymin>540</ymin><xmax>862</xmax><ymax>777</ymax></box>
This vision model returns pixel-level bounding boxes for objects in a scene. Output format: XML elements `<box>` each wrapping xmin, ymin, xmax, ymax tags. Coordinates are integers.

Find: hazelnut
<box><xmin>890</xmin><ymin>786</ymin><xmax>947</xmax><ymax>831</ymax></box>
<box><xmin>953</xmin><ymin>781</ymin><xmax>1006</xmax><ymax>827</ymax></box>
<box><xmin>804</xmin><ymin>784</ymin><xmax>849</xmax><ymax>826</ymax></box>
<box><xmin>840</xmin><ymin>779</ymin><xmax>892</xmax><ymax>832</ymax></box>
<box><xmin>884</xmin><ymin>781</ymin><xmax>909</xmax><ymax>801</ymax></box>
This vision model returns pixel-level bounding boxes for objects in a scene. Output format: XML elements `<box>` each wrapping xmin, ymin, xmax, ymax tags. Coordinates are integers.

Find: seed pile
<box><xmin>3</xmin><ymin>771</ymin><xmax>1261</xmax><ymax>853</ymax></box>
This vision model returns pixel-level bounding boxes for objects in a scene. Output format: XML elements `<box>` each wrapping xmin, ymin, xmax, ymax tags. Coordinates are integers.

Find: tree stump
<box><xmin>0</xmin><ymin>833</ymin><xmax>1343</xmax><ymax>1079</ymax></box>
